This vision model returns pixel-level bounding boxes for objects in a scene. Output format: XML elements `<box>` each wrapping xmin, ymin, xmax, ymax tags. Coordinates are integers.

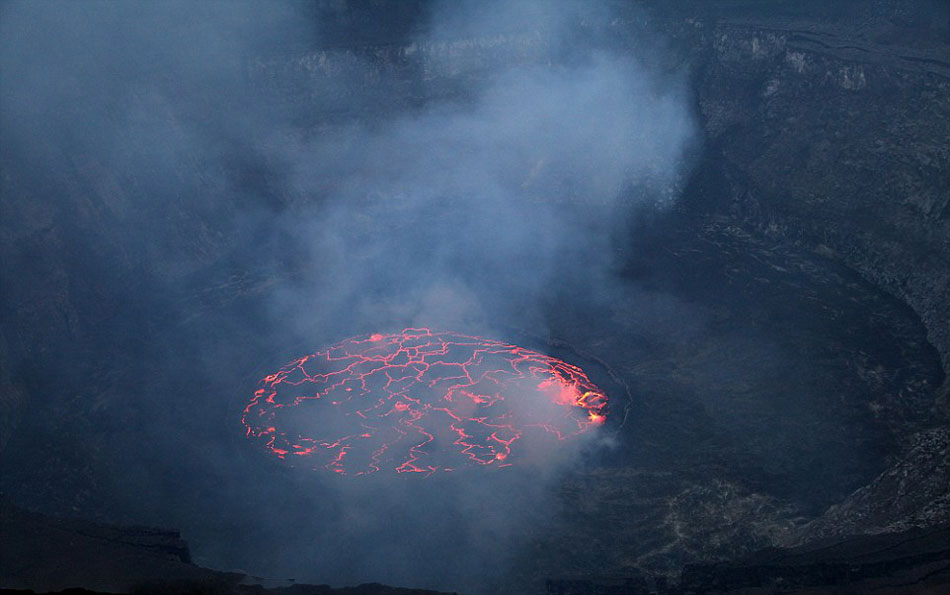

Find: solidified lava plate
<box><xmin>242</xmin><ymin>328</ymin><xmax>608</xmax><ymax>476</ymax></box>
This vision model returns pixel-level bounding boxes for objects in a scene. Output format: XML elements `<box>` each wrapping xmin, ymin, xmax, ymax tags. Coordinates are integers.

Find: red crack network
<box><xmin>242</xmin><ymin>328</ymin><xmax>608</xmax><ymax>476</ymax></box>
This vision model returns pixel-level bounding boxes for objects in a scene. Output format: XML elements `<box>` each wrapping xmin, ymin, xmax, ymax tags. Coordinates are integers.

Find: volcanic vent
<box><xmin>242</xmin><ymin>328</ymin><xmax>608</xmax><ymax>476</ymax></box>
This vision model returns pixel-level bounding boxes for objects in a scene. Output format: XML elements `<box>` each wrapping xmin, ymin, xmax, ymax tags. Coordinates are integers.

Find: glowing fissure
<box><xmin>242</xmin><ymin>328</ymin><xmax>607</xmax><ymax>476</ymax></box>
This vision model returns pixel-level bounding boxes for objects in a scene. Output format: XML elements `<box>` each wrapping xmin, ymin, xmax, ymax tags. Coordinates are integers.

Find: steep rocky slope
<box><xmin>671</xmin><ymin>6</ymin><xmax>950</xmax><ymax>401</ymax></box>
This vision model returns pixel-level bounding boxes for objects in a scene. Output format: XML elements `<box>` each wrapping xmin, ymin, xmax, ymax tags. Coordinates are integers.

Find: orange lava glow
<box><xmin>242</xmin><ymin>328</ymin><xmax>608</xmax><ymax>476</ymax></box>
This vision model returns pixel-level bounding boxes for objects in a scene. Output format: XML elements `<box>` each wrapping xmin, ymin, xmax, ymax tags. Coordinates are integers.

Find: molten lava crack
<box><xmin>242</xmin><ymin>328</ymin><xmax>607</xmax><ymax>476</ymax></box>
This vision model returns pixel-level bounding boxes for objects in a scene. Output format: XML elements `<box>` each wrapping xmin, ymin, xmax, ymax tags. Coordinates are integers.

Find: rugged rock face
<box><xmin>791</xmin><ymin>426</ymin><xmax>950</xmax><ymax>543</ymax></box>
<box><xmin>1</xmin><ymin>496</ymin><xmax>227</xmax><ymax>592</ymax></box>
<box><xmin>655</xmin><ymin>1</ymin><xmax>950</xmax><ymax>555</ymax></box>
<box><xmin>672</xmin><ymin>6</ymin><xmax>950</xmax><ymax>402</ymax></box>
<box><xmin>0</xmin><ymin>498</ymin><xmax>453</xmax><ymax>595</ymax></box>
<box><xmin>678</xmin><ymin>523</ymin><xmax>950</xmax><ymax>594</ymax></box>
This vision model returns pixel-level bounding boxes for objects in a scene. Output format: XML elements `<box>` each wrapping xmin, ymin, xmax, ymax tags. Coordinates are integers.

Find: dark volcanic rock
<box><xmin>652</xmin><ymin>0</ymin><xmax>950</xmax><ymax>553</ymax></box>
<box><xmin>0</xmin><ymin>496</ymin><xmax>233</xmax><ymax>592</ymax></box>
<box><xmin>0</xmin><ymin>498</ymin><xmax>453</xmax><ymax>595</ymax></box>
<box><xmin>680</xmin><ymin>524</ymin><xmax>950</xmax><ymax>594</ymax></box>
<box><xmin>790</xmin><ymin>426</ymin><xmax>950</xmax><ymax>543</ymax></box>
<box><xmin>665</xmin><ymin>2</ymin><xmax>950</xmax><ymax>399</ymax></box>
<box><xmin>542</xmin><ymin>524</ymin><xmax>950</xmax><ymax>594</ymax></box>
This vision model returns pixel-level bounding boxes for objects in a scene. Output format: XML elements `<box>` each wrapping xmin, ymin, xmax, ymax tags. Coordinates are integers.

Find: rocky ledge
<box><xmin>0</xmin><ymin>498</ymin><xmax>453</xmax><ymax>595</ymax></box>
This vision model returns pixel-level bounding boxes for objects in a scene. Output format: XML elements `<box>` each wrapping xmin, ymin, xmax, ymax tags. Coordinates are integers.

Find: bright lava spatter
<box><xmin>242</xmin><ymin>328</ymin><xmax>608</xmax><ymax>476</ymax></box>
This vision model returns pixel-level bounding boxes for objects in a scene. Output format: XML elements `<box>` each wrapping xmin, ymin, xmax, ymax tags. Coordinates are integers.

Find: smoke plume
<box><xmin>0</xmin><ymin>0</ymin><xmax>695</xmax><ymax>592</ymax></box>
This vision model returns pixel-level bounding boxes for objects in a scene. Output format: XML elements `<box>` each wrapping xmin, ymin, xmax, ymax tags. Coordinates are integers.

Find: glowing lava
<box><xmin>242</xmin><ymin>328</ymin><xmax>608</xmax><ymax>476</ymax></box>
